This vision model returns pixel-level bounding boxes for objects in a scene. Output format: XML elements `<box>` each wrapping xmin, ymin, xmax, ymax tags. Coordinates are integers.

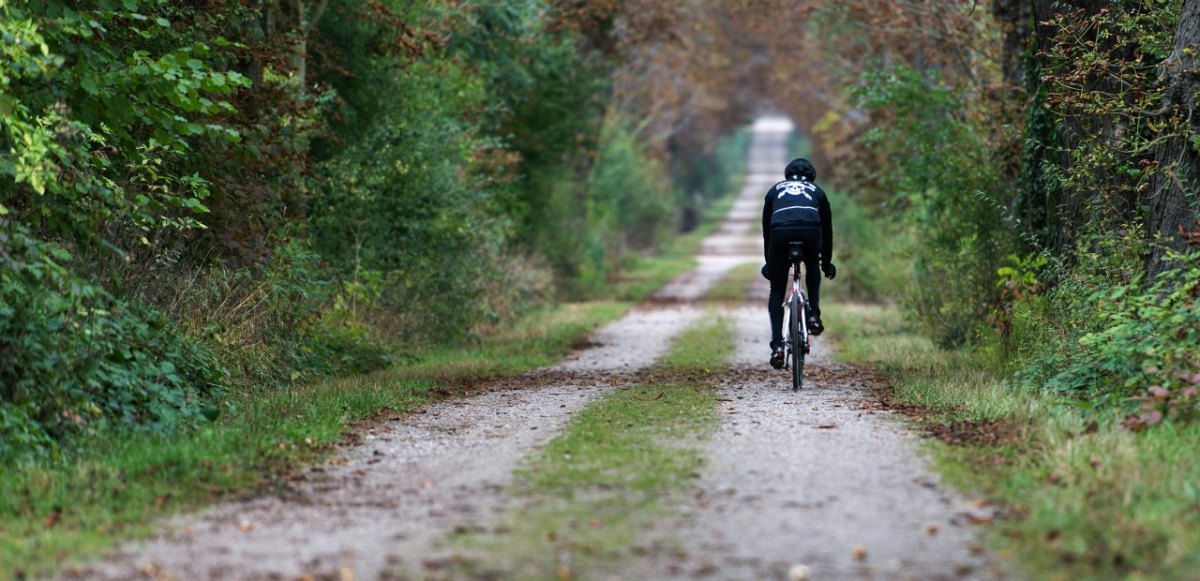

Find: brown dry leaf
<box><xmin>154</xmin><ymin>494</ymin><xmax>171</xmax><ymax>507</ymax></box>
<box><xmin>925</xmin><ymin>524</ymin><xmax>940</xmax><ymax>535</ymax></box>
<box><xmin>238</xmin><ymin>519</ymin><xmax>253</xmax><ymax>532</ymax></box>
<box><xmin>327</xmin><ymin>458</ymin><xmax>347</xmax><ymax>466</ymax></box>
<box><xmin>419</xmin><ymin>479</ymin><xmax>434</xmax><ymax>489</ymax></box>
<box><xmin>851</xmin><ymin>545</ymin><xmax>868</xmax><ymax>560</ymax></box>
<box><xmin>556</xmin><ymin>564</ymin><xmax>572</xmax><ymax>580</ymax></box>
<box><xmin>815</xmin><ymin>424</ymin><xmax>838</xmax><ymax>429</ymax></box>
<box><xmin>43</xmin><ymin>507</ymin><xmax>62</xmax><ymax>529</ymax></box>
<box><xmin>964</xmin><ymin>513</ymin><xmax>994</xmax><ymax>526</ymax></box>
<box><xmin>339</xmin><ymin>567</ymin><xmax>355</xmax><ymax>581</ymax></box>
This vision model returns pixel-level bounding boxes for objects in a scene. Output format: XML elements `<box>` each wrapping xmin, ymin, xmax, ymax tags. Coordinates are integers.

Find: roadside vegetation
<box><xmin>827</xmin><ymin>303</ymin><xmax>1200</xmax><ymax>578</ymax></box>
<box><xmin>448</xmin><ymin>315</ymin><xmax>734</xmax><ymax>579</ymax></box>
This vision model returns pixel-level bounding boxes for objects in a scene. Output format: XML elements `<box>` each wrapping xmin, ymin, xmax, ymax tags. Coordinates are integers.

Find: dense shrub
<box><xmin>1011</xmin><ymin>249</ymin><xmax>1200</xmax><ymax>422</ymax></box>
<box><xmin>852</xmin><ymin>66</ymin><xmax>1018</xmax><ymax>345</ymax></box>
<box><xmin>0</xmin><ymin>229</ymin><xmax>223</xmax><ymax>463</ymax></box>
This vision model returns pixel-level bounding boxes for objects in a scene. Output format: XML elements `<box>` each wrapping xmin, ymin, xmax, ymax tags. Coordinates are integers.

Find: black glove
<box><xmin>822</xmin><ymin>261</ymin><xmax>837</xmax><ymax>280</ymax></box>
<box><xmin>760</xmin><ymin>264</ymin><xmax>770</xmax><ymax>279</ymax></box>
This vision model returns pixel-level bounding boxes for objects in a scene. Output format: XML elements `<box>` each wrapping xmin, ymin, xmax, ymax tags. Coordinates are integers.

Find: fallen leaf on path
<box><xmin>815</xmin><ymin>424</ymin><xmax>838</xmax><ymax>429</ymax></box>
<box><xmin>964</xmin><ymin>513</ymin><xmax>994</xmax><ymax>526</ymax></box>
<box><xmin>851</xmin><ymin>545</ymin><xmax>868</xmax><ymax>560</ymax></box>
<box><xmin>339</xmin><ymin>567</ymin><xmax>355</xmax><ymax>581</ymax></box>
<box><xmin>556</xmin><ymin>564</ymin><xmax>572</xmax><ymax>580</ymax></box>
<box><xmin>925</xmin><ymin>524</ymin><xmax>939</xmax><ymax>535</ymax></box>
<box><xmin>238</xmin><ymin>520</ymin><xmax>253</xmax><ymax>532</ymax></box>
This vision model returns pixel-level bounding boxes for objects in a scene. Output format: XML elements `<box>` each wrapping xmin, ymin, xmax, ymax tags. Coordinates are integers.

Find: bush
<box><xmin>0</xmin><ymin>229</ymin><xmax>224</xmax><ymax>462</ymax></box>
<box><xmin>1015</xmin><ymin>251</ymin><xmax>1200</xmax><ymax>423</ymax></box>
<box><xmin>853</xmin><ymin>65</ymin><xmax>1019</xmax><ymax>345</ymax></box>
<box><xmin>832</xmin><ymin>195</ymin><xmax>908</xmax><ymax>302</ymax></box>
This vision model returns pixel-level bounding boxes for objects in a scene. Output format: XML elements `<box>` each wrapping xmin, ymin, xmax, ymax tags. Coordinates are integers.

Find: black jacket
<box><xmin>762</xmin><ymin>177</ymin><xmax>832</xmax><ymax>263</ymax></box>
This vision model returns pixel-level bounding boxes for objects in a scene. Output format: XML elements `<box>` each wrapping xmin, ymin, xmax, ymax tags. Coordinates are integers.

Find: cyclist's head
<box><xmin>785</xmin><ymin>158</ymin><xmax>816</xmax><ymax>181</ymax></box>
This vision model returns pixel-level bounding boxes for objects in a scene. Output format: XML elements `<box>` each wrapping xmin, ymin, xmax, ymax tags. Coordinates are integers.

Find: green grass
<box><xmin>704</xmin><ymin>262</ymin><xmax>760</xmax><ymax>302</ymax></box>
<box><xmin>609</xmin><ymin>194</ymin><xmax>738</xmax><ymax>303</ymax></box>
<box><xmin>0</xmin><ymin>193</ymin><xmax>738</xmax><ymax>579</ymax></box>
<box><xmin>449</xmin><ymin>315</ymin><xmax>733</xmax><ymax>579</ymax></box>
<box><xmin>825</xmin><ymin>301</ymin><xmax>1200</xmax><ymax>579</ymax></box>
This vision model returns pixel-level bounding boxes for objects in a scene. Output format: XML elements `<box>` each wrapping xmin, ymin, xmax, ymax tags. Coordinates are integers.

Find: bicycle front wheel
<box><xmin>789</xmin><ymin>294</ymin><xmax>804</xmax><ymax>391</ymax></box>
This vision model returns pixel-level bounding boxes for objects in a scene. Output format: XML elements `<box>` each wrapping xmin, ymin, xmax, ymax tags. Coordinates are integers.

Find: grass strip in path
<box><xmin>443</xmin><ymin>314</ymin><xmax>734</xmax><ymax>579</ymax></box>
<box><xmin>825</xmin><ymin>301</ymin><xmax>1200</xmax><ymax>579</ymax></box>
<box><xmin>0</xmin><ymin>197</ymin><xmax>736</xmax><ymax>579</ymax></box>
<box><xmin>704</xmin><ymin>262</ymin><xmax>761</xmax><ymax>303</ymax></box>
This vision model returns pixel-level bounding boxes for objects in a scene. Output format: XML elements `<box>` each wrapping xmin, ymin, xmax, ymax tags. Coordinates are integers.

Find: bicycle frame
<box><xmin>784</xmin><ymin>252</ymin><xmax>810</xmax><ymax>359</ymax></box>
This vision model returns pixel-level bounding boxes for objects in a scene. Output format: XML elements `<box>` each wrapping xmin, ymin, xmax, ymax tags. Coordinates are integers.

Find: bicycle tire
<box><xmin>789</xmin><ymin>294</ymin><xmax>804</xmax><ymax>391</ymax></box>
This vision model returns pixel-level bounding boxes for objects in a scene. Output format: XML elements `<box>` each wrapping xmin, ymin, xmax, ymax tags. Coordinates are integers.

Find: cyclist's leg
<box><xmin>798</xmin><ymin>229</ymin><xmax>825</xmax><ymax>333</ymax></box>
<box><xmin>766</xmin><ymin>256</ymin><xmax>788</xmax><ymax>346</ymax></box>
<box><xmin>765</xmin><ymin>229</ymin><xmax>794</xmax><ymax>367</ymax></box>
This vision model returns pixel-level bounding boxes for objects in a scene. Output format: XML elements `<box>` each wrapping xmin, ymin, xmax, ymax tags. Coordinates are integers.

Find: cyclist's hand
<box><xmin>822</xmin><ymin>261</ymin><xmax>837</xmax><ymax>280</ymax></box>
<box><xmin>760</xmin><ymin>264</ymin><xmax>770</xmax><ymax>279</ymax></box>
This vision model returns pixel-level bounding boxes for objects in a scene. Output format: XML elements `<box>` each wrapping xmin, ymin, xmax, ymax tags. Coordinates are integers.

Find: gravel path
<box><xmin>70</xmin><ymin>116</ymin><xmax>1003</xmax><ymax>580</ymax></box>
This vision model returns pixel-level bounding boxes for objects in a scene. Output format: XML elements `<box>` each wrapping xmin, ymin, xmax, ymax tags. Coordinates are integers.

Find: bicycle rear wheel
<box><xmin>789</xmin><ymin>294</ymin><xmax>804</xmax><ymax>391</ymax></box>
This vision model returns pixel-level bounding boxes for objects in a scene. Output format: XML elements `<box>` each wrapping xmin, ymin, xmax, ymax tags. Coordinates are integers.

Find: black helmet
<box><xmin>785</xmin><ymin>158</ymin><xmax>816</xmax><ymax>181</ymax></box>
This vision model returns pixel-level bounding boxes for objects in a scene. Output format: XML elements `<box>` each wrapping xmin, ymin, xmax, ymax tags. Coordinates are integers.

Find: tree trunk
<box><xmin>1146</xmin><ymin>0</ymin><xmax>1200</xmax><ymax>276</ymax></box>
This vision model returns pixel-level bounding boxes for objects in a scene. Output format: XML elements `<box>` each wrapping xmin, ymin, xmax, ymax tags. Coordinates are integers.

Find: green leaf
<box><xmin>80</xmin><ymin>77</ymin><xmax>100</xmax><ymax>95</ymax></box>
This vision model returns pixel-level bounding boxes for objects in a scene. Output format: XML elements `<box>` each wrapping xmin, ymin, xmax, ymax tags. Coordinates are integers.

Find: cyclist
<box><xmin>761</xmin><ymin>158</ymin><xmax>836</xmax><ymax>369</ymax></box>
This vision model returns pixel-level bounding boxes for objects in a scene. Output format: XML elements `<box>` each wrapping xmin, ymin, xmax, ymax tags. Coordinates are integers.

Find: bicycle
<box><xmin>783</xmin><ymin>241</ymin><xmax>811</xmax><ymax>391</ymax></box>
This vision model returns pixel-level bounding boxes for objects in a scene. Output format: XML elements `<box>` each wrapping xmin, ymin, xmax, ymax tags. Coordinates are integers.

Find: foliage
<box><xmin>0</xmin><ymin>227</ymin><xmax>223</xmax><ymax>463</ymax></box>
<box><xmin>831</xmin><ymin>194</ymin><xmax>908</xmax><ymax>302</ymax></box>
<box><xmin>853</xmin><ymin>65</ymin><xmax>1018</xmax><ymax>345</ymax></box>
<box><xmin>1014</xmin><ymin>251</ymin><xmax>1200</xmax><ymax>424</ymax></box>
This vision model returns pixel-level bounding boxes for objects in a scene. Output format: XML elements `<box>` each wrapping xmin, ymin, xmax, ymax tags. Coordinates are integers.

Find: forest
<box><xmin>2</xmin><ymin>0</ymin><xmax>1199</xmax><ymax>577</ymax></box>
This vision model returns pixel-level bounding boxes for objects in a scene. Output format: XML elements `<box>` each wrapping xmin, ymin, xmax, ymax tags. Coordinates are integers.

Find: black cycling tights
<box><xmin>767</xmin><ymin>226</ymin><xmax>822</xmax><ymax>345</ymax></box>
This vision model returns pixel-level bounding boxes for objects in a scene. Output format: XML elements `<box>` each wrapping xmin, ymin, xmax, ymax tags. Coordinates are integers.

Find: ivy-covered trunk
<box><xmin>1146</xmin><ymin>0</ymin><xmax>1200</xmax><ymax>276</ymax></box>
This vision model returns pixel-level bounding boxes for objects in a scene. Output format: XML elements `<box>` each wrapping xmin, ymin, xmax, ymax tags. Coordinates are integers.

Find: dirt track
<box><xmin>73</xmin><ymin>118</ymin><xmax>1004</xmax><ymax>580</ymax></box>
